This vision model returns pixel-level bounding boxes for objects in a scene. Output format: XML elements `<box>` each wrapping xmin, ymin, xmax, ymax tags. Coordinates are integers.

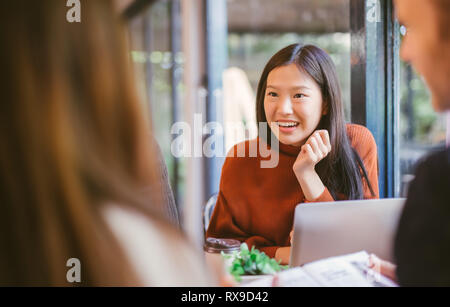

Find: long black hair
<box><xmin>256</xmin><ymin>44</ymin><xmax>375</xmax><ymax>200</ymax></box>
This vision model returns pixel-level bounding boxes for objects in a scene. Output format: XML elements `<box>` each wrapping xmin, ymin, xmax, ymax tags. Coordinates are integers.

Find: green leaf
<box><xmin>228</xmin><ymin>244</ymin><xmax>289</xmax><ymax>282</ymax></box>
<box><xmin>240</xmin><ymin>243</ymin><xmax>249</xmax><ymax>252</ymax></box>
<box><xmin>221</xmin><ymin>251</ymin><xmax>232</xmax><ymax>260</ymax></box>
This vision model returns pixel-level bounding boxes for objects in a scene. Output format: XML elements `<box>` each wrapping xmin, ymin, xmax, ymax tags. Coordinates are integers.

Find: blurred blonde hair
<box><xmin>0</xmin><ymin>0</ymin><xmax>176</xmax><ymax>285</ymax></box>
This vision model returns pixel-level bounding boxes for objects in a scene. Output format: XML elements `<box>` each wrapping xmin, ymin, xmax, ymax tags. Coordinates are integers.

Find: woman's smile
<box><xmin>274</xmin><ymin>120</ymin><xmax>300</xmax><ymax>134</ymax></box>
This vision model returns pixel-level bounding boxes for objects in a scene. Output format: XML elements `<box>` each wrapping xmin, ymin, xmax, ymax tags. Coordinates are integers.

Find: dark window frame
<box><xmin>350</xmin><ymin>0</ymin><xmax>400</xmax><ymax>198</ymax></box>
<box><xmin>203</xmin><ymin>0</ymin><xmax>227</xmax><ymax>201</ymax></box>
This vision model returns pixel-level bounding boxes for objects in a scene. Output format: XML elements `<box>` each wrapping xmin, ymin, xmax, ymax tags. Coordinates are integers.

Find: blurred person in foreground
<box><xmin>370</xmin><ymin>0</ymin><xmax>450</xmax><ymax>286</ymax></box>
<box><xmin>0</xmin><ymin>0</ymin><xmax>215</xmax><ymax>286</ymax></box>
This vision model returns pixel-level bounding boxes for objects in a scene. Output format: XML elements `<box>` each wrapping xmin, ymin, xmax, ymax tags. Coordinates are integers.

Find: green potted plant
<box><xmin>222</xmin><ymin>243</ymin><xmax>289</xmax><ymax>283</ymax></box>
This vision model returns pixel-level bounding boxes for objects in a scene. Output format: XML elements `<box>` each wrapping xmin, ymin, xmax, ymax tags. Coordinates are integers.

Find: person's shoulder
<box><xmin>405</xmin><ymin>147</ymin><xmax>450</xmax><ymax>208</ymax></box>
<box><xmin>423</xmin><ymin>146</ymin><xmax>450</xmax><ymax>165</ymax></box>
<box><xmin>345</xmin><ymin>123</ymin><xmax>377</xmax><ymax>157</ymax></box>
<box><xmin>346</xmin><ymin>123</ymin><xmax>375</xmax><ymax>141</ymax></box>
<box><xmin>222</xmin><ymin>138</ymin><xmax>259</xmax><ymax>178</ymax></box>
<box><xmin>414</xmin><ymin>146</ymin><xmax>450</xmax><ymax>178</ymax></box>
<box><xmin>103</xmin><ymin>205</ymin><xmax>214</xmax><ymax>286</ymax></box>
<box><xmin>225</xmin><ymin>138</ymin><xmax>258</xmax><ymax>157</ymax></box>
<box><xmin>395</xmin><ymin>147</ymin><xmax>450</xmax><ymax>286</ymax></box>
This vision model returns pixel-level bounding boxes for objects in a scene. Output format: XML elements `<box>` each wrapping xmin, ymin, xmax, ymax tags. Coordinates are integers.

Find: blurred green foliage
<box><xmin>400</xmin><ymin>62</ymin><xmax>446</xmax><ymax>145</ymax></box>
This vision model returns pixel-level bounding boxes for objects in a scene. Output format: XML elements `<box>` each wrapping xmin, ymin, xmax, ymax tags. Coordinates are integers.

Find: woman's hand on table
<box><xmin>275</xmin><ymin>229</ymin><xmax>294</xmax><ymax>265</ymax></box>
<box><xmin>275</xmin><ymin>247</ymin><xmax>290</xmax><ymax>265</ymax></box>
<box><xmin>368</xmin><ymin>254</ymin><xmax>397</xmax><ymax>282</ymax></box>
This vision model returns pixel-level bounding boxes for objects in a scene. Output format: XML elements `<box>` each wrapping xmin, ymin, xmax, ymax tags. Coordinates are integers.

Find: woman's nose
<box><xmin>278</xmin><ymin>96</ymin><xmax>293</xmax><ymax>114</ymax></box>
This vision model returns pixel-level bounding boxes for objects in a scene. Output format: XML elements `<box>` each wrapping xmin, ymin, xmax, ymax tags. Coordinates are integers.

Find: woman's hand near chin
<box><xmin>293</xmin><ymin>130</ymin><xmax>332</xmax><ymax>201</ymax></box>
<box><xmin>293</xmin><ymin>130</ymin><xmax>332</xmax><ymax>173</ymax></box>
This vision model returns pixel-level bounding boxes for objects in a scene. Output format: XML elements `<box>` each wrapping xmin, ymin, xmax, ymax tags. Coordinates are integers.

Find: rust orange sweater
<box><xmin>206</xmin><ymin>124</ymin><xmax>379</xmax><ymax>258</ymax></box>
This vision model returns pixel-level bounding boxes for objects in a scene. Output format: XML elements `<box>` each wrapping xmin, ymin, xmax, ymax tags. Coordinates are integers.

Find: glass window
<box><xmin>128</xmin><ymin>0</ymin><xmax>186</xmax><ymax>208</ymax></box>
<box><xmin>399</xmin><ymin>61</ymin><xmax>447</xmax><ymax>196</ymax></box>
<box><xmin>225</xmin><ymin>0</ymin><xmax>351</xmax><ymax>151</ymax></box>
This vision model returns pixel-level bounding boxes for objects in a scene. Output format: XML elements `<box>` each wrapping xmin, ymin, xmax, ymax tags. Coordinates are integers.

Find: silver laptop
<box><xmin>290</xmin><ymin>198</ymin><xmax>406</xmax><ymax>267</ymax></box>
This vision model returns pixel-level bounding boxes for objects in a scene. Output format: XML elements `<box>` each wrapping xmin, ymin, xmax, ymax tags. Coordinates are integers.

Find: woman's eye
<box><xmin>267</xmin><ymin>92</ymin><xmax>278</xmax><ymax>97</ymax></box>
<box><xmin>294</xmin><ymin>93</ymin><xmax>305</xmax><ymax>99</ymax></box>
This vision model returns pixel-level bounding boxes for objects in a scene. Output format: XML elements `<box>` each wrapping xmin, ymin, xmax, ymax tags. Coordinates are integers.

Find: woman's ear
<box><xmin>322</xmin><ymin>102</ymin><xmax>329</xmax><ymax>116</ymax></box>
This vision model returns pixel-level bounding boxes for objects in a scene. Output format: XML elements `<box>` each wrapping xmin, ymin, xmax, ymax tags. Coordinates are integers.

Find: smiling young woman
<box><xmin>206</xmin><ymin>44</ymin><xmax>379</xmax><ymax>264</ymax></box>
